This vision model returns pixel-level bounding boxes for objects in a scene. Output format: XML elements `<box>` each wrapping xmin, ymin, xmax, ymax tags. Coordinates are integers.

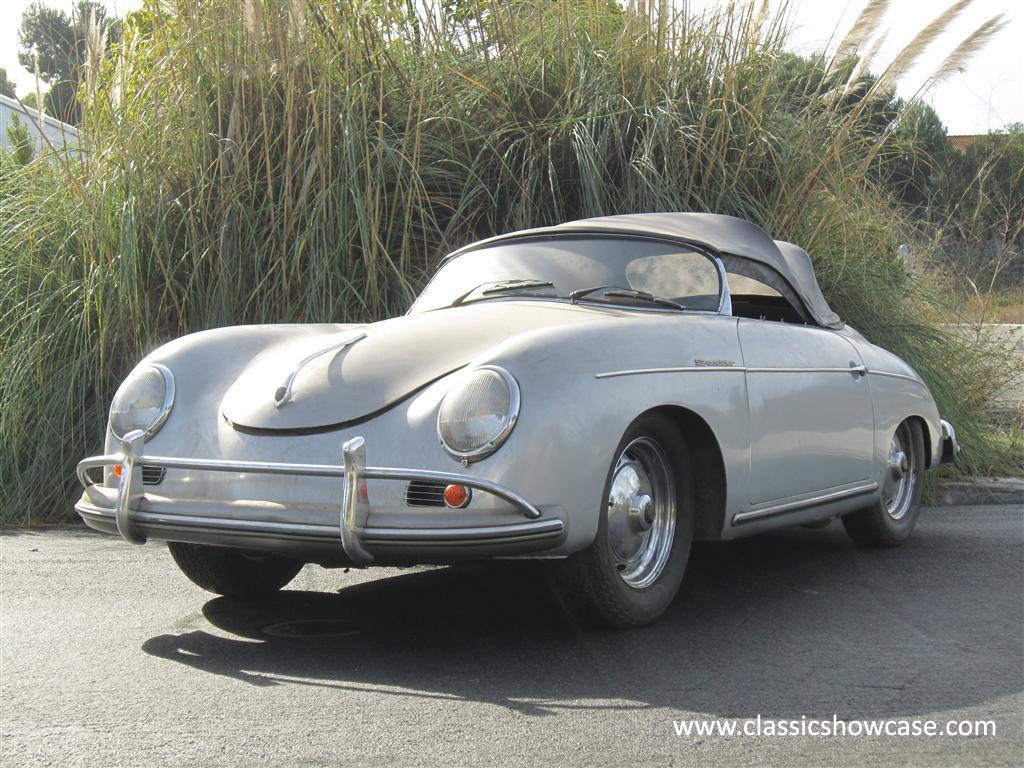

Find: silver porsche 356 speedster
<box><xmin>76</xmin><ymin>213</ymin><xmax>959</xmax><ymax>626</ymax></box>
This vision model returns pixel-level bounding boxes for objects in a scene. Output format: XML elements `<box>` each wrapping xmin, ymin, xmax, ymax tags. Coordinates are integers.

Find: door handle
<box><xmin>849</xmin><ymin>363</ymin><xmax>868</xmax><ymax>377</ymax></box>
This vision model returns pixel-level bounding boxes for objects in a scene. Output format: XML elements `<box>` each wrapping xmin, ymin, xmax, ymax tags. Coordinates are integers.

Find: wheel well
<box><xmin>645</xmin><ymin>406</ymin><xmax>727</xmax><ymax>542</ymax></box>
<box><xmin>907</xmin><ymin>415</ymin><xmax>933</xmax><ymax>468</ymax></box>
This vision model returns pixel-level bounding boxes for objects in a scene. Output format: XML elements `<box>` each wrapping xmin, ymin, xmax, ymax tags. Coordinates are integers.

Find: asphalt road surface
<box><xmin>2</xmin><ymin>505</ymin><xmax>1022</xmax><ymax>767</ymax></box>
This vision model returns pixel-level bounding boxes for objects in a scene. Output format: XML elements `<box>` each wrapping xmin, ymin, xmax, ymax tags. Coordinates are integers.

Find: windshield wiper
<box><xmin>482</xmin><ymin>279</ymin><xmax>555</xmax><ymax>295</ymax></box>
<box><xmin>569</xmin><ymin>285</ymin><xmax>686</xmax><ymax>311</ymax></box>
<box><xmin>452</xmin><ymin>279</ymin><xmax>556</xmax><ymax>306</ymax></box>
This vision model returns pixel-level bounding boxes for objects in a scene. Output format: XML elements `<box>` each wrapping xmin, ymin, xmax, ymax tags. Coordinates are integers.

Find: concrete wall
<box><xmin>0</xmin><ymin>94</ymin><xmax>79</xmax><ymax>157</ymax></box>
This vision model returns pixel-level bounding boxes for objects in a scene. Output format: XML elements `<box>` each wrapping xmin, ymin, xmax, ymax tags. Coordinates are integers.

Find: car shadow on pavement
<box><xmin>141</xmin><ymin>521</ymin><xmax>1023</xmax><ymax>719</ymax></box>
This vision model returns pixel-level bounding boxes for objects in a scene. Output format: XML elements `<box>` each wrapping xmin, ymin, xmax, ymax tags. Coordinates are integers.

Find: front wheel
<box><xmin>842</xmin><ymin>419</ymin><xmax>926</xmax><ymax>547</ymax></box>
<box><xmin>168</xmin><ymin>542</ymin><xmax>303</xmax><ymax>597</ymax></box>
<box><xmin>550</xmin><ymin>415</ymin><xmax>694</xmax><ymax>628</ymax></box>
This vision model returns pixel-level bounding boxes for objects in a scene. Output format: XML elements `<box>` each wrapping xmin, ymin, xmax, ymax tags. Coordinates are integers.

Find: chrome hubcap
<box><xmin>882</xmin><ymin>425</ymin><xmax>916</xmax><ymax>520</ymax></box>
<box><xmin>606</xmin><ymin>437</ymin><xmax>675</xmax><ymax>589</ymax></box>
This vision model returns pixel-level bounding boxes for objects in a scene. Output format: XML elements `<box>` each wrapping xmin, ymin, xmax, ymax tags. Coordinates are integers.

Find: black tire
<box><xmin>167</xmin><ymin>542</ymin><xmax>303</xmax><ymax>597</ymax></box>
<box><xmin>842</xmin><ymin>419</ymin><xmax>926</xmax><ymax>548</ymax></box>
<box><xmin>550</xmin><ymin>414</ymin><xmax>694</xmax><ymax>628</ymax></box>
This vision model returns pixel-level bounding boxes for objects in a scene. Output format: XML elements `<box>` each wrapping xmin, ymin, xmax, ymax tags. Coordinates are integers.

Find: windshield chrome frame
<box><xmin>410</xmin><ymin>232</ymin><xmax>732</xmax><ymax>317</ymax></box>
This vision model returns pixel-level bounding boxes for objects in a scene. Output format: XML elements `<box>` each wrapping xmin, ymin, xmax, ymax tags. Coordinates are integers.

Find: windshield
<box><xmin>410</xmin><ymin>236</ymin><xmax>722</xmax><ymax>314</ymax></box>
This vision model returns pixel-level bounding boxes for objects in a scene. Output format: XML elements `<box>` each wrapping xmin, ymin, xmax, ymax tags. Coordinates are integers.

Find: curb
<box><xmin>936</xmin><ymin>478</ymin><xmax>1024</xmax><ymax>507</ymax></box>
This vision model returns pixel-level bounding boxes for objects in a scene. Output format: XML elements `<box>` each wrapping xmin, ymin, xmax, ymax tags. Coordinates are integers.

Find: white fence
<box><xmin>0</xmin><ymin>93</ymin><xmax>79</xmax><ymax>157</ymax></box>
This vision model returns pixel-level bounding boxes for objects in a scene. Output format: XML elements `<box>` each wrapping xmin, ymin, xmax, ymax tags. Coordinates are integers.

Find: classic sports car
<box><xmin>77</xmin><ymin>213</ymin><xmax>959</xmax><ymax>626</ymax></box>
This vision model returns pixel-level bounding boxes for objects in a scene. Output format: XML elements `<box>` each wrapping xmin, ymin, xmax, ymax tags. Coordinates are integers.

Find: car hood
<box><xmin>221</xmin><ymin>301</ymin><xmax>602</xmax><ymax>431</ymax></box>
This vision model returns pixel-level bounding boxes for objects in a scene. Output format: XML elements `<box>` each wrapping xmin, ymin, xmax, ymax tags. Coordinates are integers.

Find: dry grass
<box><xmin>0</xmin><ymin>0</ymin><xmax>1018</xmax><ymax>522</ymax></box>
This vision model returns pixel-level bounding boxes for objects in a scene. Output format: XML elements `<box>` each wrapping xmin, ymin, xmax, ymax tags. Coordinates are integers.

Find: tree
<box><xmin>17</xmin><ymin>1</ymin><xmax>120</xmax><ymax>125</ymax></box>
<box><xmin>927</xmin><ymin>124</ymin><xmax>1024</xmax><ymax>292</ymax></box>
<box><xmin>940</xmin><ymin>125</ymin><xmax>1024</xmax><ymax>243</ymax></box>
<box><xmin>5</xmin><ymin>115</ymin><xmax>35</xmax><ymax>165</ymax></box>
<box><xmin>0</xmin><ymin>68</ymin><xmax>16</xmax><ymax>99</ymax></box>
<box><xmin>882</xmin><ymin>101</ymin><xmax>952</xmax><ymax>210</ymax></box>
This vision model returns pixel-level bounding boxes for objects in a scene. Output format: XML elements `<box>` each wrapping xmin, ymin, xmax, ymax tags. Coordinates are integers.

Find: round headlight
<box><xmin>437</xmin><ymin>365</ymin><xmax>520</xmax><ymax>462</ymax></box>
<box><xmin>109</xmin><ymin>363</ymin><xmax>175</xmax><ymax>441</ymax></box>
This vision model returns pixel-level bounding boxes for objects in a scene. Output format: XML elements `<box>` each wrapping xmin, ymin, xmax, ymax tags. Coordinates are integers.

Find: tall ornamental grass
<box><xmin>0</xmin><ymin>0</ymin><xmax>1018</xmax><ymax>523</ymax></box>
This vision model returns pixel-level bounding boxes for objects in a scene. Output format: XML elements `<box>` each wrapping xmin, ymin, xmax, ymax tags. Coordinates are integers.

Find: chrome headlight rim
<box><xmin>109</xmin><ymin>362</ymin><xmax>176</xmax><ymax>443</ymax></box>
<box><xmin>437</xmin><ymin>364</ymin><xmax>520</xmax><ymax>463</ymax></box>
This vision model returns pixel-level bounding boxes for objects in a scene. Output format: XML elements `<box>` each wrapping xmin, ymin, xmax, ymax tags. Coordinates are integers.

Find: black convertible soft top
<box><xmin>452</xmin><ymin>213</ymin><xmax>842</xmax><ymax>329</ymax></box>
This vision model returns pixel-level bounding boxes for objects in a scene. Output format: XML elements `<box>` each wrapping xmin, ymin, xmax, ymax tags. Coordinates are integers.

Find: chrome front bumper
<box><xmin>939</xmin><ymin>419</ymin><xmax>961</xmax><ymax>464</ymax></box>
<box><xmin>75</xmin><ymin>432</ymin><xmax>563</xmax><ymax>564</ymax></box>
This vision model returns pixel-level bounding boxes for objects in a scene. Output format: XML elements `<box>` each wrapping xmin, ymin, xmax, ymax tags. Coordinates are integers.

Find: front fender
<box><xmin>454</xmin><ymin>314</ymin><xmax>749</xmax><ymax>550</ymax></box>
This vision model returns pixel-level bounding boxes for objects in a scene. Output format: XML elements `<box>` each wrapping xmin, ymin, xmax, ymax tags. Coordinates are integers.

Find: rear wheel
<box><xmin>167</xmin><ymin>542</ymin><xmax>303</xmax><ymax>597</ymax></box>
<box><xmin>842</xmin><ymin>419</ymin><xmax>925</xmax><ymax>547</ymax></box>
<box><xmin>551</xmin><ymin>414</ymin><xmax>693</xmax><ymax>628</ymax></box>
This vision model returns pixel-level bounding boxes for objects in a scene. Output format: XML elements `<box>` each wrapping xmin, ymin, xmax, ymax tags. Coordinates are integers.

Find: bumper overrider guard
<box><xmin>939</xmin><ymin>419</ymin><xmax>961</xmax><ymax>464</ymax></box>
<box><xmin>76</xmin><ymin>432</ymin><xmax>563</xmax><ymax>564</ymax></box>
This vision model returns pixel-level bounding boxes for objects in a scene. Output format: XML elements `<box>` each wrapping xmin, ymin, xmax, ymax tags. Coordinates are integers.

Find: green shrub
<box><xmin>4</xmin><ymin>115</ymin><xmax>34</xmax><ymax>166</ymax></box>
<box><xmin>0</xmin><ymin>0</ymin><xmax>1018</xmax><ymax>523</ymax></box>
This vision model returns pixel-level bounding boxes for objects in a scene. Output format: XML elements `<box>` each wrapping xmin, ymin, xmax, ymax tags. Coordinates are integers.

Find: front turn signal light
<box><xmin>443</xmin><ymin>484</ymin><xmax>471</xmax><ymax>509</ymax></box>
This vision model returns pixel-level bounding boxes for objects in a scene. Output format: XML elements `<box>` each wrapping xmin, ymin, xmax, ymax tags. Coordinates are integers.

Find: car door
<box><xmin>738</xmin><ymin>319</ymin><xmax>874</xmax><ymax>505</ymax></box>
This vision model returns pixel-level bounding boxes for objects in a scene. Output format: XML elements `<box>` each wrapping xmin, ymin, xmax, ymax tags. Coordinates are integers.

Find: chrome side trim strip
<box><xmin>596</xmin><ymin>365</ymin><xmax>917</xmax><ymax>381</ymax></box>
<box><xmin>745</xmin><ymin>366</ymin><xmax>862</xmax><ymax>374</ymax></box>
<box><xmin>595</xmin><ymin>366</ymin><xmax>743</xmax><ymax>379</ymax></box>
<box><xmin>732</xmin><ymin>482</ymin><xmax>878</xmax><ymax>525</ymax></box>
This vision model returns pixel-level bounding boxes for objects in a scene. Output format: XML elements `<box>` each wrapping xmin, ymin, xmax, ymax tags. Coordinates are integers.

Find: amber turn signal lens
<box><xmin>443</xmin><ymin>484</ymin><xmax>471</xmax><ymax>508</ymax></box>
<box><xmin>112</xmin><ymin>464</ymin><xmax>123</xmax><ymax>477</ymax></box>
